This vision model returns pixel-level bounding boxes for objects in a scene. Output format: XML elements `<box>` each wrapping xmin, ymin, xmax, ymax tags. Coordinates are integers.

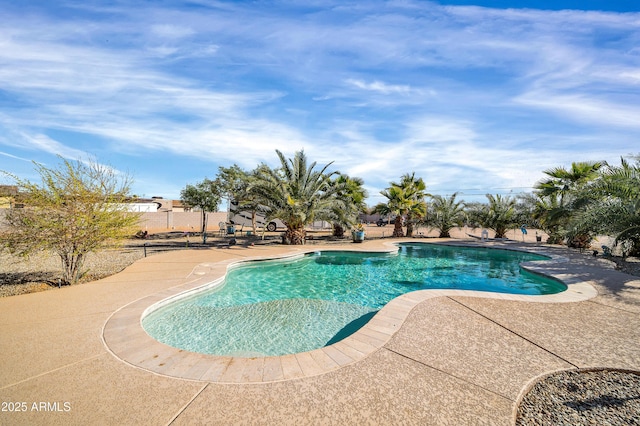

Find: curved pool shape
<box><xmin>142</xmin><ymin>243</ymin><xmax>565</xmax><ymax>357</ymax></box>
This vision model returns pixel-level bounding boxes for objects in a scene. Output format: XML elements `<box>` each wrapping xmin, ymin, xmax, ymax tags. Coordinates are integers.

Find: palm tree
<box><xmin>371</xmin><ymin>201</ymin><xmax>393</xmax><ymax>228</ymax></box>
<box><xmin>380</xmin><ymin>173</ymin><xmax>428</xmax><ymax>238</ymax></box>
<box><xmin>470</xmin><ymin>194</ymin><xmax>517</xmax><ymax>239</ymax></box>
<box><xmin>251</xmin><ymin>150</ymin><xmax>339</xmax><ymax>245</ymax></box>
<box><xmin>526</xmin><ymin>192</ymin><xmax>565</xmax><ymax>244</ymax></box>
<box><xmin>534</xmin><ymin>161</ymin><xmax>603</xmax><ymax>247</ymax></box>
<box><xmin>328</xmin><ymin>174</ymin><xmax>368</xmax><ymax>238</ymax></box>
<box><xmin>571</xmin><ymin>157</ymin><xmax>640</xmax><ymax>255</ymax></box>
<box><xmin>427</xmin><ymin>192</ymin><xmax>466</xmax><ymax>238</ymax></box>
<box><xmin>395</xmin><ymin>173</ymin><xmax>428</xmax><ymax>237</ymax></box>
<box><xmin>535</xmin><ymin>161</ymin><xmax>604</xmax><ymax>207</ymax></box>
<box><xmin>379</xmin><ymin>186</ymin><xmax>409</xmax><ymax>237</ymax></box>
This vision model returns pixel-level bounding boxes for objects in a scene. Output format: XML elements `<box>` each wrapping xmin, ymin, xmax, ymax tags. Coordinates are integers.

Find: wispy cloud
<box><xmin>0</xmin><ymin>1</ymin><xmax>638</xmax><ymax>201</ymax></box>
<box><xmin>515</xmin><ymin>91</ymin><xmax>640</xmax><ymax>129</ymax></box>
<box><xmin>0</xmin><ymin>151</ymin><xmax>32</xmax><ymax>163</ymax></box>
<box><xmin>346</xmin><ymin>79</ymin><xmax>413</xmax><ymax>95</ymax></box>
<box><xmin>21</xmin><ymin>133</ymin><xmax>89</xmax><ymax>160</ymax></box>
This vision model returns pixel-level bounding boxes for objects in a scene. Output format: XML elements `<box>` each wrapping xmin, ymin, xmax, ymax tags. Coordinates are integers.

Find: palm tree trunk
<box><xmin>392</xmin><ymin>216</ymin><xmax>404</xmax><ymax>237</ymax></box>
<box><xmin>283</xmin><ymin>226</ymin><xmax>306</xmax><ymax>245</ymax></box>
<box><xmin>333</xmin><ymin>223</ymin><xmax>345</xmax><ymax>237</ymax></box>
<box><xmin>406</xmin><ymin>216</ymin><xmax>414</xmax><ymax>237</ymax></box>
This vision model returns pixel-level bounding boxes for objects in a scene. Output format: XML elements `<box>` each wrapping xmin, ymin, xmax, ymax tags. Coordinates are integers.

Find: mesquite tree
<box><xmin>180</xmin><ymin>178</ymin><xmax>221</xmax><ymax>244</ymax></box>
<box><xmin>1</xmin><ymin>157</ymin><xmax>140</xmax><ymax>285</ymax></box>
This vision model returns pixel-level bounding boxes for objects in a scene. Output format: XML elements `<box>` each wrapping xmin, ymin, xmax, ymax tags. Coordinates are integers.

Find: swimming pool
<box><xmin>142</xmin><ymin>243</ymin><xmax>565</xmax><ymax>357</ymax></box>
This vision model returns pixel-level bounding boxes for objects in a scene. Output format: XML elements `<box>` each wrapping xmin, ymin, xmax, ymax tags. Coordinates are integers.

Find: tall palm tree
<box><xmin>379</xmin><ymin>185</ymin><xmax>410</xmax><ymax>237</ymax></box>
<box><xmin>534</xmin><ymin>161</ymin><xmax>603</xmax><ymax>246</ymax></box>
<box><xmin>427</xmin><ymin>192</ymin><xmax>466</xmax><ymax>238</ymax></box>
<box><xmin>394</xmin><ymin>173</ymin><xmax>428</xmax><ymax>237</ymax></box>
<box><xmin>535</xmin><ymin>161</ymin><xmax>603</xmax><ymax>207</ymax></box>
<box><xmin>328</xmin><ymin>174</ymin><xmax>368</xmax><ymax>237</ymax></box>
<box><xmin>380</xmin><ymin>173</ymin><xmax>428</xmax><ymax>238</ymax></box>
<box><xmin>571</xmin><ymin>157</ymin><xmax>640</xmax><ymax>255</ymax></box>
<box><xmin>251</xmin><ymin>150</ymin><xmax>339</xmax><ymax>245</ymax></box>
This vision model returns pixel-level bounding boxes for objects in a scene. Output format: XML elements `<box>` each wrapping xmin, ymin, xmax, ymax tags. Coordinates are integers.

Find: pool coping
<box><xmin>101</xmin><ymin>240</ymin><xmax>598</xmax><ymax>384</ymax></box>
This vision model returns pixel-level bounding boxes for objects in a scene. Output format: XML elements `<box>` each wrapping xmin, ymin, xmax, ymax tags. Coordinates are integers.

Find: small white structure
<box><xmin>126</xmin><ymin>202</ymin><xmax>159</xmax><ymax>213</ymax></box>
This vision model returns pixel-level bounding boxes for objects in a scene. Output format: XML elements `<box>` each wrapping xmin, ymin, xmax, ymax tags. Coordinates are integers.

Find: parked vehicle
<box><xmin>375</xmin><ymin>216</ymin><xmax>399</xmax><ymax>226</ymax></box>
<box><xmin>228</xmin><ymin>201</ymin><xmax>332</xmax><ymax>232</ymax></box>
<box><xmin>228</xmin><ymin>201</ymin><xmax>285</xmax><ymax>232</ymax></box>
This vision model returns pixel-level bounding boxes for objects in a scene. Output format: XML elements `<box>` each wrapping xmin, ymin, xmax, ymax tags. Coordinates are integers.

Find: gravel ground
<box><xmin>516</xmin><ymin>369</ymin><xmax>640</xmax><ymax>425</ymax></box>
<box><xmin>0</xmin><ymin>232</ymin><xmax>284</xmax><ymax>297</ymax></box>
<box><xmin>606</xmin><ymin>255</ymin><xmax>640</xmax><ymax>277</ymax></box>
<box><xmin>0</xmin><ymin>245</ymin><xmax>147</xmax><ymax>297</ymax></box>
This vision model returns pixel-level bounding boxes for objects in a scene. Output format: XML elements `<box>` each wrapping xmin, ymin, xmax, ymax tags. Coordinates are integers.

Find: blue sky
<box><xmin>0</xmin><ymin>0</ymin><xmax>638</xmax><ymax>206</ymax></box>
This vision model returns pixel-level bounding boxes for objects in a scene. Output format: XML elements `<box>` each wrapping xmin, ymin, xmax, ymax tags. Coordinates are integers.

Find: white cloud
<box><xmin>0</xmin><ymin>1</ymin><xmax>638</xmax><ymax>203</ymax></box>
<box><xmin>346</xmin><ymin>79</ymin><xmax>412</xmax><ymax>95</ymax></box>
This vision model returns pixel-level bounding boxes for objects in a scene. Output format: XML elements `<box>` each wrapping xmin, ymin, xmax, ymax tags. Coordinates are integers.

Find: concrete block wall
<box><xmin>0</xmin><ymin>210</ymin><xmax>229</xmax><ymax>233</ymax></box>
<box><xmin>137</xmin><ymin>211</ymin><xmax>228</xmax><ymax>232</ymax></box>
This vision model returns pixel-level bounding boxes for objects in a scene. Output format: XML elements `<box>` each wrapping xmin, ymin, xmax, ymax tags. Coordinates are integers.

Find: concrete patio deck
<box><xmin>1</xmin><ymin>239</ymin><xmax>639</xmax><ymax>425</ymax></box>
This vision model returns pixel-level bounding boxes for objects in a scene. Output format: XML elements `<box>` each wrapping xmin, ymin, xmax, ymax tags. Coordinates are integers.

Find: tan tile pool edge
<box><xmin>102</xmin><ymin>240</ymin><xmax>598</xmax><ymax>384</ymax></box>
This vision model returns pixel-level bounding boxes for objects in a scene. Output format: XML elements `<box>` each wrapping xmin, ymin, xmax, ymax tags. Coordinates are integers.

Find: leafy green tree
<box><xmin>215</xmin><ymin>165</ymin><xmax>263</xmax><ymax>234</ymax></box>
<box><xmin>1</xmin><ymin>157</ymin><xmax>140</xmax><ymax>285</ymax></box>
<box><xmin>180</xmin><ymin>178</ymin><xmax>221</xmax><ymax>244</ymax></box>
<box><xmin>427</xmin><ymin>192</ymin><xmax>466</xmax><ymax>238</ymax></box>
<box><xmin>251</xmin><ymin>150</ymin><xmax>339</xmax><ymax>245</ymax></box>
<box><xmin>215</xmin><ymin>164</ymin><xmax>248</xmax><ymax>204</ymax></box>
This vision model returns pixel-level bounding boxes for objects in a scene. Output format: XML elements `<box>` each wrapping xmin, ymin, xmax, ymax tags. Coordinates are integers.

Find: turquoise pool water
<box><xmin>142</xmin><ymin>243</ymin><xmax>565</xmax><ymax>357</ymax></box>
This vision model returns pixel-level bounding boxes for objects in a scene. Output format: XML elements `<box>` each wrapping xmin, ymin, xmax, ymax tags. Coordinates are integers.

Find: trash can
<box><xmin>227</xmin><ymin>225</ymin><xmax>235</xmax><ymax>235</ymax></box>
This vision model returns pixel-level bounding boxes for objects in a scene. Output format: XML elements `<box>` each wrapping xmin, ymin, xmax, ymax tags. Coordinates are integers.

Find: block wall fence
<box><xmin>137</xmin><ymin>211</ymin><xmax>229</xmax><ymax>232</ymax></box>
<box><xmin>0</xmin><ymin>210</ymin><xmax>229</xmax><ymax>233</ymax></box>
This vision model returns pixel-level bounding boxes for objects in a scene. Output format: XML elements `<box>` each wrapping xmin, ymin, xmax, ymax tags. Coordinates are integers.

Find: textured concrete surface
<box><xmin>1</xmin><ymin>239</ymin><xmax>639</xmax><ymax>425</ymax></box>
<box><xmin>385</xmin><ymin>297</ymin><xmax>574</xmax><ymax>400</ymax></box>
